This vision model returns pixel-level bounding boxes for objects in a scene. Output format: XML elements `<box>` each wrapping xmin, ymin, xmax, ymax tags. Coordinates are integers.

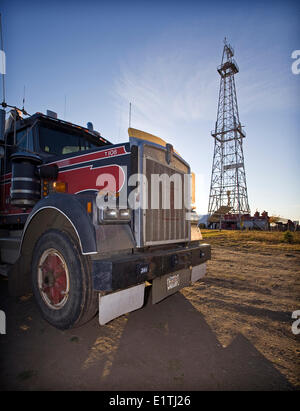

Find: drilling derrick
<box><xmin>208</xmin><ymin>39</ymin><xmax>250</xmax><ymax>220</ymax></box>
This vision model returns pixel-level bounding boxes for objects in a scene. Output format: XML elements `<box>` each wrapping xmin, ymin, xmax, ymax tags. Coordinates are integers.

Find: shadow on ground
<box><xmin>0</xmin><ymin>278</ymin><xmax>295</xmax><ymax>391</ymax></box>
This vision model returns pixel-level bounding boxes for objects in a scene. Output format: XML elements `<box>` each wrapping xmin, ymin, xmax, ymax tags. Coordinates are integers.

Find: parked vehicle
<box><xmin>0</xmin><ymin>107</ymin><xmax>210</xmax><ymax>329</ymax></box>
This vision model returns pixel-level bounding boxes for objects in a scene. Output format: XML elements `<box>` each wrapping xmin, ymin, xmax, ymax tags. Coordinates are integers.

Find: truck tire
<box><xmin>31</xmin><ymin>229</ymin><xmax>98</xmax><ymax>329</ymax></box>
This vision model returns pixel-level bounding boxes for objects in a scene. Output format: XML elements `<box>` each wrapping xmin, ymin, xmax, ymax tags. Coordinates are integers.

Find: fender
<box><xmin>9</xmin><ymin>193</ymin><xmax>97</xmax><ymax>296</ymax></box>
<box><xmin>20</xmin><ymin>193</ymin><xmax>97</xmax><ymax>256</ymax></box>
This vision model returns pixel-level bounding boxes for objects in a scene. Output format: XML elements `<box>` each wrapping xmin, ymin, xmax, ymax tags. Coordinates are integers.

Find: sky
<box><xmin>1</xmin><ymin>0</ymin><xmax>300</xmax><ymax>220</ymax></box>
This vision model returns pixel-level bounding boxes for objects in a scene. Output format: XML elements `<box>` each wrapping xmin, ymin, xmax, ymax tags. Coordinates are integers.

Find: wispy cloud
<box><xmin>113</xmin><ymin>44</ymin><xmax>299</xmax><ymax>141</ymax></box>
<box><xmin>238</xmin><ymin>60</ymin><xmax>299</xmax><ymax>116</ymax></box>
<box><xmin>112</xmin><ymin>41</ymin><xmax>299</xmax><ymax>219</ymax></box>
<box><xmin>113</xmin><ymin>50</ymin><xmax>218</xmax><ymax>139</ymax></box>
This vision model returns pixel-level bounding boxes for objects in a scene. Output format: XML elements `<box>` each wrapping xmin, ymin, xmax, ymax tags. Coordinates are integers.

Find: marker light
<box><xmin>86</xmin><ymin>201</ymin><xmax>92</xmax><ymax>214</ymax></box>
<box><xmin>52</xmin><ymin>181</ymin><xmax>67</xmax><ymax>193</ymax></box>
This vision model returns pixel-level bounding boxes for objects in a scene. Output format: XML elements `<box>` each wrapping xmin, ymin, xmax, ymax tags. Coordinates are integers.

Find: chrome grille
<box><xmin>143</xmin><ymin>145</ymin><xmax>190</xmax><ymax>246</ymax></box>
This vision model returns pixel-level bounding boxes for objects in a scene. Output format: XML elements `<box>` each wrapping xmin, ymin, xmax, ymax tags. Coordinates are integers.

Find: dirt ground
<box><xmin>0</xmin><ymin>237</ymin><xmax>299</xmax><ymax>391</ymax></box>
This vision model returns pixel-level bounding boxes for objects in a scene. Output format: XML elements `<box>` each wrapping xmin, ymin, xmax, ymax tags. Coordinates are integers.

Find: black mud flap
<box><xmin>151</xmin><ymin>268</ymin><xmax>191</xmax><ymax>304</ymax></box>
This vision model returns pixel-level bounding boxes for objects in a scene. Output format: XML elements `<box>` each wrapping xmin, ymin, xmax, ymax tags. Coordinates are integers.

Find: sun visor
<box><xmin>128</xmin><ymin>127</ymin><xmax>181</xmax><ymax>157</ymax></box>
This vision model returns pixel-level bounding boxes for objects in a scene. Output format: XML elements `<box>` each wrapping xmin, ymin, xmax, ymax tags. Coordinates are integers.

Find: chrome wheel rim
<box><xmin>37</xmin><ymin>248</ymin><xmax>70</xmax><ymax>310</ymax></box>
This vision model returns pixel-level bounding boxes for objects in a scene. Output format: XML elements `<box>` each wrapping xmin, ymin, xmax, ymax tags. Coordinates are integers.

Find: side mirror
<box><xmin>39</xmin><ymin>163</ymin><xmax>58</xmax><ymax>180</ymax></box>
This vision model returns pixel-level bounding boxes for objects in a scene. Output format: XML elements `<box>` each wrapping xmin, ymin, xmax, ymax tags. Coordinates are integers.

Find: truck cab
<box><xmin>0</xmin><ymin>108</ymin><xmax>210</xmax><ymax>329</ymax></box>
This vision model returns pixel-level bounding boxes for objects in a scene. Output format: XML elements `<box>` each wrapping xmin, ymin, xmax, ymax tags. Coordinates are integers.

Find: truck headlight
<box><xmin>119</xmin><ymin>209</ymin><xmax>131</xmax><ymax>219</ymax></box>
<box><xmin>98</xmin><ymin>207</ymin><xmax>131</xmax><ymax>224</ymax></box>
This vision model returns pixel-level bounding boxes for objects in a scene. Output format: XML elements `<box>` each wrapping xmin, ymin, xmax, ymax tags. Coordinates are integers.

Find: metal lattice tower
<box><xmin>208</xmin><ymin>39</ymin><xmax>250</xmax><ymax>218</ymax></box>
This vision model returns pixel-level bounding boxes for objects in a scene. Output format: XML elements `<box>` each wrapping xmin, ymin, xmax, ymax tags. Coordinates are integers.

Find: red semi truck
<box><xmin>0</xmin><ymin>107</ymin><xmax>210</xmax><ymax>329</ymax></box>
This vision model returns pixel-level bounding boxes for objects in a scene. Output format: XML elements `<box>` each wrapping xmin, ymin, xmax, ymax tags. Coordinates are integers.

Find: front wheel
<box><xmin>32</xmin><ymin>229</ymin><xmax>98</xmax><ymax>329</ymax></box>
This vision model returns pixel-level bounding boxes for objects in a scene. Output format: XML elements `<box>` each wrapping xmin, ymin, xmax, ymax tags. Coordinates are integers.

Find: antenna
<box><xmin>129</xmin><ymin>102</ymin><xmax>132</xmax><ymax>128</ymax></box>
<box><xmin>22</xmin><ymin>85</ymin><xmax>26</xmax><ymax>111</ymax></box>
<box><xmin>0</xmin><ymin>14</ymin><xmax>29</xmax><ymax>116</ymax></box>
<box><xmin>0</xmin><ymin>13</ymin><xmax>6</xmax><ymax>104</ymax></box>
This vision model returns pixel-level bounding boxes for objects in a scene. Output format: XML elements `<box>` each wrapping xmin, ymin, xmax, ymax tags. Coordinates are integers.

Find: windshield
<box><xmin>39</xmin><ymin>125</ymin><xmax>103</xmax><ymax>156</ymax></box>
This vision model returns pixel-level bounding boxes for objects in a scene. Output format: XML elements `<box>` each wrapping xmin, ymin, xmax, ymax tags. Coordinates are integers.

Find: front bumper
<box><xmin>91</xmin><ymin>242</ymin><xmax>211</xmax><ymax>292</ymax></box>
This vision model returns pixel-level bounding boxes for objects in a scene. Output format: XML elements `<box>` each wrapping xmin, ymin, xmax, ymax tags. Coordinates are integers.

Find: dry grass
<box><xmin>182</xmin><ymin>229</ymin><xmax>300</xmax><ymax>388</ymax></box>
<box><xmin>201</xmin><ymin>229</ymin><xmax>300</xmax><ymax>252</ymax></box>
<box><xmin>182</xmin><ymin>244</ymin><xmax>300</xmax><ymax>389</ymax></box>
